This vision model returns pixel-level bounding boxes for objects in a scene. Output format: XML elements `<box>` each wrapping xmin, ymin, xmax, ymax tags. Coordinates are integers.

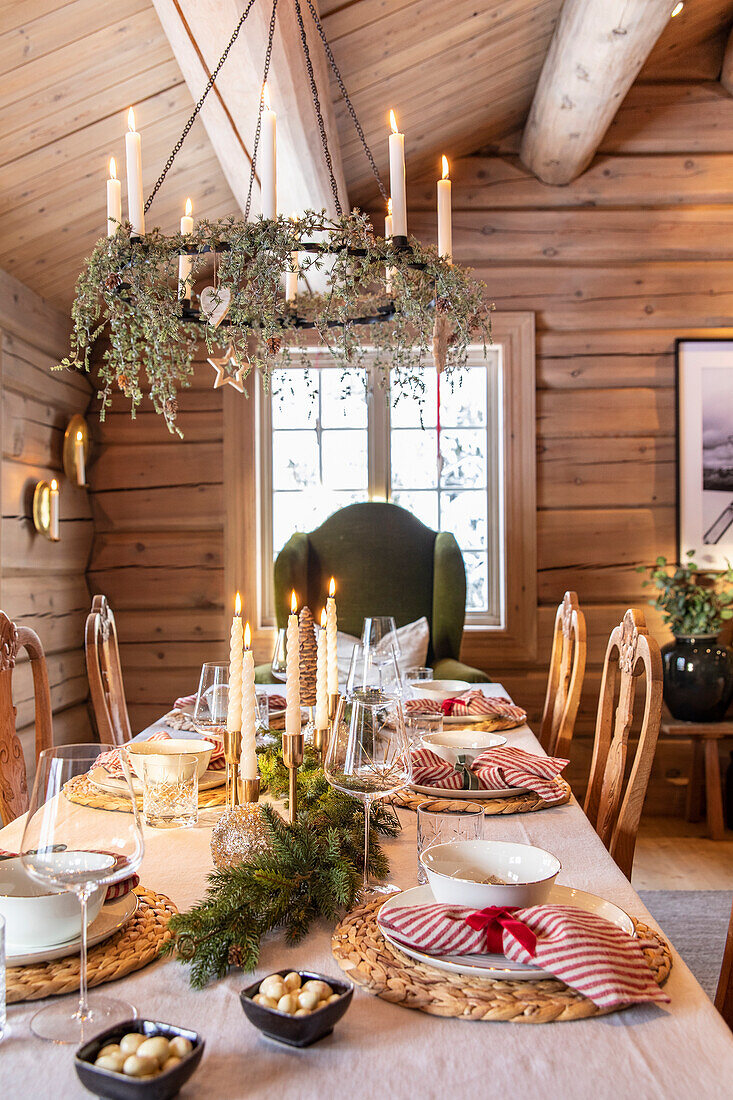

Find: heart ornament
<box><xmin>200</xmin><ymin>286</ymin><xmax>231</xmax><ymax>328</ymax></box>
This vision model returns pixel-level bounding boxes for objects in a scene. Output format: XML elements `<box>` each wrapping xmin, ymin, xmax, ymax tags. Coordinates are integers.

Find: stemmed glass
<box><xmin>325</xmin><ymin>689</ymin><xmax>411</xmax><ymax>899</ymax></box>
<box><xmin>362</xmin><ymin>616</ymin><xmax>401</xmax><ymax>666</ymax></box>
<box><xmin>346</xmin><ymin>642</ymin><xmax>402</xmax><ymax>698</ymax></box>
<box><xmin>271</xmin><ymin>628</ymin><xmax>287</xmax><ymax>683</ymax></box>
<box><xmin>21</xmin><ymin>744</ymin><xmax>145</xmax><ymax>1043</ymax></box>
<box><xmin>192</xmin><ymin>661</ymin><xmax>229</xmax><ymax>737</ymax></box>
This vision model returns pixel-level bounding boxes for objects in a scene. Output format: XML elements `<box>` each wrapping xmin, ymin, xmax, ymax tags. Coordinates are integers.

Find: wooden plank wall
<box><xmin>0</xmin><ymin>267</ymin><xmax>94</xmax><ymax>793</ymax></box>
<box><xmin>86</xmin><ymin>355</ymin><xmax>225</xmax><ymax>734</ymax></box>
<box><xmin>399</xmin><ymin>80</ymin><xmax>733</xmax><ymax>808</ymax></box>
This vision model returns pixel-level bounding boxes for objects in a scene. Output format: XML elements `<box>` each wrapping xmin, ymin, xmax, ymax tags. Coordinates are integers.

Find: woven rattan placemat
<box><xmin>7</xmin><ymin>886</ymin><xmax>177</xmax><ymax>1003</ymax></box>
<box><xmin>64</xmin><ymin>774</ymin><xmax>227</xmax><ymax>813</ymax></box>
<box><xmin>388</xmin><ymin>778</ymin><xmax>572</xmax><ymax>815</ymax></box>
<box><xmin>332</xmin><ymin>897</ymin><xmax>672</xmax><ymax>1022</ymax></box>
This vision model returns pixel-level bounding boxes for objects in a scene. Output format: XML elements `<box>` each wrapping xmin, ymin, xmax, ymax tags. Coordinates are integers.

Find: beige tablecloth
<box><xmin>2</xmin><ymin>685</ymin><xmax>732</xmax><ymax>1099</ymax></box>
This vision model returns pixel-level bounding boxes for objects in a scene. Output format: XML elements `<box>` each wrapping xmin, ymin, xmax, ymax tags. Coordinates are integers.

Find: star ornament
<box><xmin>208</xmin><ymin>345</ymin><xmax>246</xmax><ymax>393</ymax></box>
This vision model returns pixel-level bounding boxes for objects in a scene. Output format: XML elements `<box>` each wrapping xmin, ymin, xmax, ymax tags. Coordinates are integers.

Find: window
<box><xmin>250</xmin><ymin>313</ymin><xmax>537</xmax><ymax>661</ymax></box>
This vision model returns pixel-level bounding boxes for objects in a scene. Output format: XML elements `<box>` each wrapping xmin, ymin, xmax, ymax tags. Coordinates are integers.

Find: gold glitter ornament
<box><xmin>210</xmin><ymin>803</ymin><xmax>273</xmax><ymax>870</ymax></box>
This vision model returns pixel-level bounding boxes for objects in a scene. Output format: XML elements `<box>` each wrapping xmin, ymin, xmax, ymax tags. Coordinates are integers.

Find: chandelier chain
<box><xmin>293</xmin><ymin>0</ymin><xmax>342</xmax><ymax>216</ymax></box>
<box><xmin>244</xmin><ymin>0</ymin><xmax>279</xmax><ymax>221</ymax></box>
<box><xmin>303</xmin><ymin>0</ymin><xmax>388</xmax><ymax>204</ymax></box>
<box><xmin>144</xmin><ymin>0</ymin><xmax>259</xmax><ymax>214</ymax></box>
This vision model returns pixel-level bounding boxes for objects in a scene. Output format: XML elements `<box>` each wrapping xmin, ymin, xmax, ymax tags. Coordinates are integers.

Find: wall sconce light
<box><xmin>33</xmin><ymin>479</ymin><xmax>60</xmax><ymax>541</ymax></box>
<box><xmin>63</xmin><ymin>414</ymin><xmax>90</xmax><ymax>487</ymax></box>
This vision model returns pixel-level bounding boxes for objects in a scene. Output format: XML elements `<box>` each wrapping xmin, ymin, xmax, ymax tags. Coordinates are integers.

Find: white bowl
<box><xmin>421</xmin><ymin>839</ymin><xmax>561</xmax><ymax>909</ymax></box>
<box><xmin>410</xmin><ymin>679</ymin><xmax>470</xmax><ymax>702</ymax></box>
<box><xmin>421</xmin><ymin>729</ymin><xmax>507</xmax><ymax>767</ymax></box>
<box><xmin>127</xmin><ymin>738</ymin><xmax>214</xmax><ymax>781</ymax></box>
<box><xmin>0</xmin><ymin>856</ymin><xmax>107</xmax><ymax>949</ymax></box>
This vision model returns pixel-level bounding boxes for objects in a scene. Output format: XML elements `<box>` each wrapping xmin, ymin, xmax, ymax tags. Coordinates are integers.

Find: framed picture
<box><xmin>677</xmin><ymin>339</ymin><xmax>733</xmax><ymax>569</ymax></box>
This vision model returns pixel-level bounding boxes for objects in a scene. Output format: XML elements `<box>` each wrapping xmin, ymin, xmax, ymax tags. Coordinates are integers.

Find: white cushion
<box><xmin>334</xmin><ymin>617</ymin><xmax>430</xmax><ymax>686</ymax></box>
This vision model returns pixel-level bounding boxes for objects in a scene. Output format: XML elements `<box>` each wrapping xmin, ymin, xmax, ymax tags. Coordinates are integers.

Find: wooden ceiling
<box><xmin>1</xmin><ymin>0</ymin><xmax>733</xmax><ymax>311</ymax></box>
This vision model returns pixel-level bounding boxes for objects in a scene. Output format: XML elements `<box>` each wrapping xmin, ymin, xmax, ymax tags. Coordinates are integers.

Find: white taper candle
<box><xmin>315</xmin><ymin>608</ymin><xmax>328</xmax><ymax>728</ymax></box>
<box><xmin>125</xmin><ymin>107</ymin><xmax>145</xmax><ymax>236</ymax></box>
<box><xmin>227</xmin><ymin>593</ymin><xmax>243</xmax><ymax>734</ymax></box>
<box><xmin>437</xmin><ymin>155</ymin><xmax>452</xmax><ymax>261</ymax></box>
<box><xmin>326</xmin><ymin>577</ymin><xmax>338</xmax><ymax>696</ymax></box>
<box><xmin>285</xmin><ymin>590</ymin><xmax>301</xmax><ymax>735</ymax></box>
<box><xmin>178</xmin><ymin>197</ymin><xmax>194</xmax><ymax>300</ymax></box>
<box><xmin>260</xmin><ymin>83</ymin><xmax>277</xmax><ymax>220</ymax></box>
<box><xmin>240</xmin><ymin>623</ymin><xmax>258</xmax><ymax>780</ymax></box>
<box><xmin>107</xmin><ymin>157</ymin><xmax>122</xmax><ymax>237</ymax></box>
<box><xmin>388</xmin><ymin>109</ymin><xmax>407</xmax><ymax>238</ymax></box>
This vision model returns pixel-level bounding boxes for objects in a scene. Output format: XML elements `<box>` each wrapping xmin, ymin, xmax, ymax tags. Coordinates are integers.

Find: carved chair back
<box><xmin>539</xmin><ymin>591</ymin><xmax>587</xmax><ymax>759</ymax></box>
<box><xmin>0</xmin><ymin>611</ymin><xmax>53</xmax><ymax>823</ymax></box>
<box><xmin>584</xmin><ymin>609</ymin><xmax>663</xmax><ymax>880</ymax></box>
<box><xmin>85</xmin><ymin>595</ymin><xmax>132</xmax><ymax>747</ymax></box>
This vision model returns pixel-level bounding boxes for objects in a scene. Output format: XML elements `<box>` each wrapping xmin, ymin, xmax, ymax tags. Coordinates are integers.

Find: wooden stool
<box><xmin>661</xmin><ymin>714</ymin><xmax>731</xmax><ymax>841</ymax></box>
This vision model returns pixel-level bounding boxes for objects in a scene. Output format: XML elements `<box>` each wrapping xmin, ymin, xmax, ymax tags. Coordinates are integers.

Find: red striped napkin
<box><xmin>379</xmin><ymin>901</ymin><xmax>669</xmax><ymax>1009</ymax></box>
<box><xmin>175</xmin><ymin>692</ymin><xmax>287</xmax><ymax>711</ymax></box>
<box><xmin>411</xmin><ymin>745</ymin><xmax>568</xmax><ymax>801</ymax></box>
<box><xmin>95</xmin><ymin>731</ymin><xmax>225</xmax><ymax>778</ymax></box>
<box><xmin>0</xmin><ymin>850</ymin><xmax>139</xmax><ymax>904</ymax></box>
<box><xmin>405</xmin><ymin>692</ymin><xmax>526</xmax><ymax>723</ymax></box>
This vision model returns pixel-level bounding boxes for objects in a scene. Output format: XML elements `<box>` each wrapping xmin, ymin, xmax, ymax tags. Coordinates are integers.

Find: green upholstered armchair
<box><xmin>255</xmin><ymin>502</ymin><xmax>489</xmax><ymax>684</ymax></box>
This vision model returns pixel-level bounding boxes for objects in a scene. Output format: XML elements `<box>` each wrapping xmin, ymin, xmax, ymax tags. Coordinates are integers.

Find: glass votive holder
<box><xmin>141</xmin><ymin>753</ymin><xmax>198</xmax><ymax>828</ymax></box>
<box><xmin>416</xmin><ymin>800</ymin><xmax>484</xmax><ymax>885</ymax></box>
<box><xmin>405</xmin><ymin>713</ymin><xmax>444</xmax><ymax>747</ymax></box>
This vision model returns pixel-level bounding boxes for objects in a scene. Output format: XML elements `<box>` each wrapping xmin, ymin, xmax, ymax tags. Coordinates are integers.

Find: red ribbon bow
<box><xmin>464</xmin><ymin>906</ymin><xmax>538</xmax><ymax>956</ymax></box>
<box><xmin>441</xmin><ymin>697</ymin><xmax>459</xmax><ymax>715</ymax></box>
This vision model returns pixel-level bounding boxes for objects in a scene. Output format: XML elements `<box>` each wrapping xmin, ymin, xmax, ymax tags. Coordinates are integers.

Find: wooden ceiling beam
<box><xmin>520</xmin><ymin>0</ymin><xmax>674</xmax><ymax>186</ymax></box>
<box><xmin>150</xmin><ymin>0</ymin><xmax>348</xmax><ymax>219</ymax></box>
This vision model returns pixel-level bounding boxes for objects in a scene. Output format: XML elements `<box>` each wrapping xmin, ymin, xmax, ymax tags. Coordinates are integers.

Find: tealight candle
<box><xmin>285</xmin><ymin>590</ymin><xmax>300</xmax><ymax>735</ymax></box>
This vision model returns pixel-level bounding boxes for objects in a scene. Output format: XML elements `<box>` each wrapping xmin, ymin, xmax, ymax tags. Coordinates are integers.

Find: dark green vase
<box><xmin>661</xmin><ymin>634</ymin><xmax>733</xmax><ymax>722</ymax></box>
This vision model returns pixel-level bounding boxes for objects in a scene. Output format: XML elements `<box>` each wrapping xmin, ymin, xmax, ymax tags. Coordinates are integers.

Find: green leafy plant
<box><xmin>162</xmin><ymin>734</ymin><xmax>400</xmax><ymax>988</ymax></box>
<box><xmin>637</xmin><ymin>550</ymin><xmax>733</xmax><ymax>636</ymax></box>
<box><xmin>57</xmin><ymin>212</ymin><xmax>492</xmax><ymax>434</ymax></box>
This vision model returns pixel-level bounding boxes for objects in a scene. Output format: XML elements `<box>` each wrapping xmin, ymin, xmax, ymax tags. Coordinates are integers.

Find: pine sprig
<box><xmin>163</xmin><ymin>740</ymin><xmax>400</xmax><ymax>988</ymax></box>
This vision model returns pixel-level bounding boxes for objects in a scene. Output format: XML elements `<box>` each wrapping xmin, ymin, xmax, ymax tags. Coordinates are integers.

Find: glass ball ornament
<box><xmin>210</xmin><ymin>803</ymin><xmax>272</xmax><ymax>870</ymax></box>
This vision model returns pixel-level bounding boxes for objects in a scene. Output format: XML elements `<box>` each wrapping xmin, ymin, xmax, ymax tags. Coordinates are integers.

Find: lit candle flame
<box><xmin>127</xmin><ymin>107</ymin><xmax>136</xmax><ymax>132</ymax></box>
<box><xmin>320</xmin><ymin>607</ymin><xmax>327</xmax><ymax>629</ymax></box>
<box><xmin>290</xmin><ymin>590</ymin><xmax>298</xmax><ymax>614</ymax></box>
<box><xmin>244</xmin><ymin>621</ymin><xmax>251</xmax><ymax>649</ymax></box>
<box><xmin>441</xmin><ymin>155</ymin><xmax>450</xmax><ymax>180</ymax></box>
<box><xmin>109</xmin><ymin>157</ymin><xmax>117</xmax><ymax>180</ymax></box>
<box><xmin>387</xmin><ymin>197</ymin><xmax>392</xmax><ymax>215</ymax></box>
<box><xmin>389</xmin><ymin>109</ymin><xmax>399</xmax><ymax>134</ymax></box>
<box><xmin>50</xmin><ymin>479</ymin><xmax>58</xmax><ymax>492</ymax></box>
<box><xmin>185</xmin><ymin>197</ymin><xmax>192</xmax><ymax>217</ymax></box>
<box><xmin>234</xmin><ymin>591</ymin><xmax>242</xmax><ymax>616</ymax></box>
<box><xmin>76</xmin><ymin>429</ymin><xmax>83</xmax><ymax>443</ymax></box>
<box><xmin>328</xmin><ymin>577</ymin><xmax>336</xmax><ymax>598</ymax></box>
<box><xmin>671</xmin><ymin>1</ymin><xmax>684</xmax><ymax>15</ymax></box>
<box><xmin>263</xmin><ymin>82</ymin><xmax>271</xmax><ymax>110</ymax></box>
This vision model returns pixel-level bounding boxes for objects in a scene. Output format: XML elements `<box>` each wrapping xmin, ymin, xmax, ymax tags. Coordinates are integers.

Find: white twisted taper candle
<box><xmin>285</xmin><ymin>591</ymin><xmax>301</xmax><ymax>736</ymax></box>
<box><xmin>315</xmin><ymin>609</ymin><xmax>328</xmax><ymax>729</ymax></box>
<box><xmin>326</xmin><ymin>577</ymin><xmax>338</xmax><ymax>697</ymax></box>
<box><xmin>240</xmin><ymin>623</ymin><xmax>258</xmax><ymax>779</ymax></box>
<box><xmin>227</xmin><ymin>593</ymin><xmax>243</xmax><ymax>733</ymax></box>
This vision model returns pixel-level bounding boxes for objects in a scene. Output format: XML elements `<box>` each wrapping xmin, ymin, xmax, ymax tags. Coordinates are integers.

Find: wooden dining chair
<box><xmin>584</xmin><ymin>608</ymin><xmax>663</xmax><ymax>880</ymax></box>
<box><xmin>85</xmin><ymin>595</ymin><xmax>132</xmax><ymax>747</ymax></box>
<box><xmin>716</xmin><ymin>899</ymin><xmax>733</xmax><ymax>1029</ymax></box>
<box><xmin>539</xmin><ymin>591</ymin><xmax>587</xmax><ymax>760</ymax></box>
<box><xmin>0</xmin><ymin>610</ymin><xmax>53</xmax><ymax>823</ymax></box>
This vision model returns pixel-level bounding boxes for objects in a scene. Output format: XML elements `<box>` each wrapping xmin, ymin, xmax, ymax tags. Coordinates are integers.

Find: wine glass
<box><xmin>271</xmin><ymin>627</ymin><xmax>287</xmax><ymax>682</ymax></box>
<box><xmin>346</xmin><ymin>642</ymin><xmax>402</xmax><ymax>698</ymax></box>
<box><xmin>325</xmin><ymin>689</ymin><xmax>411</xmax><ymax>899</ymax></box>
<box><xmin>192</xmin><ymin>661</ymin><xmax>229</xmax><ymax>733</ymax></box>
<box><xmin>362</xmin><ymin>616</ymin><xmax>401</xmax><ymax>665</ymax></box>
<box><xmin>21</xmin><ymin>744</ymin><xmax>145</xmax><ymax>1043</ymax></box>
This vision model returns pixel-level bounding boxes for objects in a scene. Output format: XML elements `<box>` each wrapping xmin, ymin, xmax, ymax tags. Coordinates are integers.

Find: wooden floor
<box><xmin>633</xmin><ymin>817</ymin><xmax>733</xmax><ymax>891</ymax></box>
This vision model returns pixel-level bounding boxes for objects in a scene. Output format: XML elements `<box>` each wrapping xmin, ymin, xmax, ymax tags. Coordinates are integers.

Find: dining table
<box><xmin>2</xmin><ymin>683</ymin><xmax>732</xmax><ymax>1099</ymax></box>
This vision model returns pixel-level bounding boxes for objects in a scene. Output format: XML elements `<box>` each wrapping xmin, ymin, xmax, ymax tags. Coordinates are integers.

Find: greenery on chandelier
<box><xmin>162</xmin><ymin>733</ymin><xmax>400</xmax><ymax>988</ymax></box>
<box><xmin>638</xmin><ymin>550</ymin><xmax>733</xmax><ymax>636</ymax></box>
<box><xmin>57</xmin><ymin>210</ymin><xmax>491</xmax><ymax>432</ymax></box>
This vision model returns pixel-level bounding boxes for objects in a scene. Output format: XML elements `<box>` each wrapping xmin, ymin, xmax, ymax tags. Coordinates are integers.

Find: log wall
<box><xmin>0</xmin><ymin>267</ymin><xmax>94</xmax><ymax>795</ymax></box>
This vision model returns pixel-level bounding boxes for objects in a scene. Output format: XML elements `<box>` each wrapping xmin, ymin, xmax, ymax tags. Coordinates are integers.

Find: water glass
<box><xmin>193</xmin><ymin>662</ymin><xmax>229</xmax><ymax>739</ymax></box>
<box><xmin>141</xmin><ymin>754</ymin><xmax>198</xmax><ymax>828</ymax></box>
<box><xmin>256</xmin><ymin>691</ymin><xmax>270</xmax><ymax>731</ymax></box>
<box><xmin>405</xmin><ymin>713</ymin><xmax>444</xmax><ymax>747</ymax></box>
<box><xmin>0</xmin><ymin>914</ymin><xmax>5</xmax><ymax>1042</ymax></box>
<box><xmin>404</xmin><ymin>666</ymin><xmax>433</xmax><ymax>696</ymax></box>
<box><xmin>416</xmin><ymin>800</ymin><xmax>484</xmax><ymax>885</ymax></box>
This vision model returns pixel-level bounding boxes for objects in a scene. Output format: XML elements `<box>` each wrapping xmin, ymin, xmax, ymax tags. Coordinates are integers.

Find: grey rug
<box><xmin>638</xmin><ymin>890</ymin><xmax>732</xmax><ymax>1001</ymax></box>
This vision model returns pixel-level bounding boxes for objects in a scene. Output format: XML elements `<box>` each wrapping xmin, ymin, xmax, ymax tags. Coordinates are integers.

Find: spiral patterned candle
<box><xmin>315</xmin><ymin>609</ymin><xmax>328</xmax><ymax>729</ymax></box>
<box><xmin>240</xmin><ymin>625</ymin><xmax>258</xmax><ymax>780</ymax></box>
<box><xmin>227</xmin><ymin>593</ymin><xmax>243</xmax><ymax>733</ymax></box>
<box><xmin>285</xmin><ymin>592</ymin><xmax>301</xmax><ymax>736</ymax></box>
<box><xmin>326</xmin><ymin>578</ymin><xmax>338</xmax><ymax>697</ymax></box>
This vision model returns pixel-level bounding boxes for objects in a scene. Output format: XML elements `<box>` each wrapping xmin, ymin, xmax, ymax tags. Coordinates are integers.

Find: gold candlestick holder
<box><xmin>282</xmin><ymin>731</ymin><xmax>304</xmax><ymax>824</ymax></box>
<box><xmin>314</xmin><ymin>725</ymin><xmax>329</xmax><ymax>766</ymax></box>
<box><xmin>222</xmin><ymin>728</ymin><xmax>241</xmax><ymax>810</ymax></box>
<box><xmin>328</xmin><ymin>692</ymin><xmax>340</xmax><ymax>722</ymax></box>
<box><xmin>237</xmin><ymin>775</ymin><xmax>261</xmax><ymax>804</ymax></box>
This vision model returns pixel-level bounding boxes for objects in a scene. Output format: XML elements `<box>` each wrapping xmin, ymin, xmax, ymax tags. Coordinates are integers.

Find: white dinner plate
<box><xmin>88</xmin><ymin>765</ymin><xmax>225</xmax><ymax>796</ymax></box>
<box><xmin>377</xmin><ymin>884</ymin><xmax>635</xmax><ymax>981</ymax></box>
<box><xmin>6</xmin><ymin>891</ymin><xmax>139</xmax><ymax>966</ymax></box>
<box><xmin>410</xmin><ymin>782</ymin><xmax>530</xmax><ymax>800</ymax></box>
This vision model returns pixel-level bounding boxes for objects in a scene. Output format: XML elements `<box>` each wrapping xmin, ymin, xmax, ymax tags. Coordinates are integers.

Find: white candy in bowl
<box><xmin>421</xmin><ymin>728</ymin><xmax>507</xmax><ymax>767</ymax></box>
<box><xmin>0</xmin><ymin>855</ymin><xmax>107</xmax><ymax>950</ymax></box>
<box><xmin>127</xmin><ymin>738</ymin><xmax>214</xmax><ymax>782</ymax></box>
<box><xmin>409</xmin><ymin>679</ymin><xmax>470</xmax><ymax>703</ymax></box>
<box><xmin>420</xmin><ymin>839</ymin><xmax>561</xmax><ymax>909</ymax></box>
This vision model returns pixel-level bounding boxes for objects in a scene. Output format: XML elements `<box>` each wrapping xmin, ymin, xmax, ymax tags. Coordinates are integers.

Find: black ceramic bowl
<box><xmin>240</xmin><ymin>969</ymin><xmax>353</xmax><ymax>1047</ymax></box>
<box><xmin>75</xmin><ymin>1019</ymin><xmax>204</xmax><ymax>1100</ymax></box>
